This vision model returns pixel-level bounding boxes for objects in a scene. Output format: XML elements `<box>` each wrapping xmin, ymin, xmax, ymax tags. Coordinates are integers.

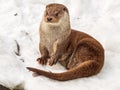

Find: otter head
<box><xmin>43</xmin><ymin>3</ymin><xmax>69</xmax><ymax>24</ymax></box>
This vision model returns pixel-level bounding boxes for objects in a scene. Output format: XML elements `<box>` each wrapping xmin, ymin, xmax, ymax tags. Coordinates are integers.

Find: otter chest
<box><xmin>41</xmin><ymin>31</ymin><xmax>61</xmax><ymax>54</ymax></box>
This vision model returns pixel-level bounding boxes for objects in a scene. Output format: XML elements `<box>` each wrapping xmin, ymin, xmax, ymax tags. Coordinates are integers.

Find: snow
<box><xmin>0</xmin><ymin>0</ymin><xmax>120</xmax><ymax>90</ymax></box>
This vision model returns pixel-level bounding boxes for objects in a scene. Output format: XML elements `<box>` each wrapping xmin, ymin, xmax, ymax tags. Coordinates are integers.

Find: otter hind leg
<box><xmin>67</xmin><ymin>40</ymin><xmax>100</xmax><ymax>69</ymax></box>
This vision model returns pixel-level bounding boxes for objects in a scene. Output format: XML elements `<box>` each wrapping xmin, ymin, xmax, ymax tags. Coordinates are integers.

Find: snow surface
<box><xmin>0</xmin><ymin>0</ymin><xmax>120</xmax><ymax>90</ymax></box>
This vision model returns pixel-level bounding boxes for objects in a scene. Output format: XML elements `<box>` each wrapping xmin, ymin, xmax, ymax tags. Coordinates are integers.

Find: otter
<box><xmin>27</xmin><ymin>3</ymin><xmax>104</xmax><ymax>81</ymax></box>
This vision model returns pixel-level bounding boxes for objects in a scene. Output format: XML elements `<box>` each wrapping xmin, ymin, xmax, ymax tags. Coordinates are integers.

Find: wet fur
<box><xmin>27</xmin><ymin>3</ymin><xmax>104</xmax><ymax>81</ymax></box>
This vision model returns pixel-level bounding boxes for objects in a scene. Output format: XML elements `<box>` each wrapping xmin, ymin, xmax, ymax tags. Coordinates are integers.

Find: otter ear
<box><xmin>63</xmin><ymin>7</ymin><xmax>68</xmax><ymax>13</ymax></box>
<box><xmin>46</xmin><ymin>5</ymin><xmax>49</xmax><ymax>9</ymax></box>
<box><xmin>63</xmin><ymin>7</ymin><xmax>66</xmax><ymax>11</ymax></box>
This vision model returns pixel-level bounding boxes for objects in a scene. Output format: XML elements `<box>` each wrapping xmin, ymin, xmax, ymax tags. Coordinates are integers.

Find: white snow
<box><xmin>0</xmin><ymin>0</ymin><xmax>120</xmax><ymax>90</ymax></box>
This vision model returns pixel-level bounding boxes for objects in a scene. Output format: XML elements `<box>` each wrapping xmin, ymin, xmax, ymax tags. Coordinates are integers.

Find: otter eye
<box><xmin>55</xmin><ymin>13</ymin><xmax>59</xmax><ymax>16</ymax></box>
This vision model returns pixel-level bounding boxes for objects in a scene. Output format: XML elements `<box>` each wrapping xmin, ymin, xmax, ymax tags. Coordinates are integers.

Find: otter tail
<box><xmin>27</xmin><ymin>60</ymin><xmax>103</xmax><ymax>81</ymax></box>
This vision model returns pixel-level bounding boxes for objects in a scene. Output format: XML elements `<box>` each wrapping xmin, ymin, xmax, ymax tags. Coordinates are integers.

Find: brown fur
<box><xmin>27</xmin><ymin>3</ymin><xmax>104</xmax><ymax>81</ymax></box>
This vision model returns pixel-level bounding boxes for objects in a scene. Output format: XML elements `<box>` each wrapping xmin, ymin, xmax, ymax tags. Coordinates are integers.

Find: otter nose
<box><xmin>47</xmin><ymin>17</ymin><xmax>52</xmax><ymax>22</ymax></box>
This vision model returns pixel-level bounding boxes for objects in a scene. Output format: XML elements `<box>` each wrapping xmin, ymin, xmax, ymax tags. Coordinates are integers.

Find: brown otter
<box><xmin>27</xmin><ymin>3</ymin><xmax>104</xmax><ymax>81</ymax></box>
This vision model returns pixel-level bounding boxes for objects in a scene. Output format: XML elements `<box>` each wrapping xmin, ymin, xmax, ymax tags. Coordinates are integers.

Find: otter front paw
<box><xmin>49</xmin><ymin>56</ymin><xmax>55</xmax><ymax>66</ymax></box>
<box><xmin>49</xmin><ymin>55</ymin><xmax>59</xmax><ymax>66</ymax></box>
<box><xmin>37</xmin><ymin>57</ymin><xmax>48</xmax><ymax>65</ymax></box>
